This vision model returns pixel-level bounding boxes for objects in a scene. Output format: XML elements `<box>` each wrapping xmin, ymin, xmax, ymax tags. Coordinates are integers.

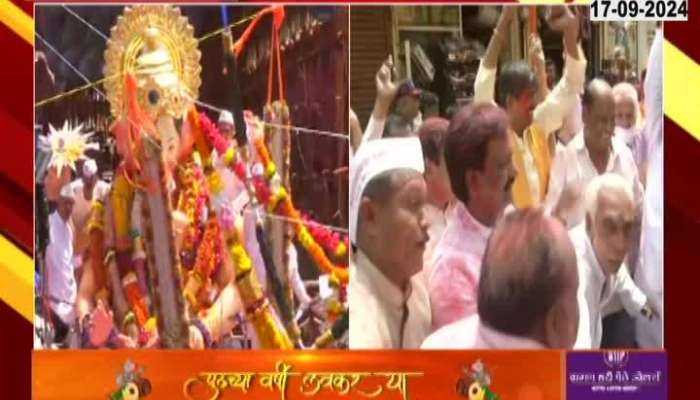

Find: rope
<box><xmin>265</xmin><ymin>123</ymin><xmax>348</xmax><ymax>141</ymax></box>
<box><xmin>244</xmin><ymin>208</ymin><xmax>348</xmax><ymax>235</ymax></box>
<box><xmin>191</xmin><ymin>98</ymin><xmax>348</xmax><ymax>140</ymax></box>
<box><xmin>63</xmin><ymin>6</ymin><xmax>109</xmax><ymax>40</ymax></box>
<box><xmin>35</xmin><ymin>32</ymin><xmax>107</xmax><ymax>101</ymax></box>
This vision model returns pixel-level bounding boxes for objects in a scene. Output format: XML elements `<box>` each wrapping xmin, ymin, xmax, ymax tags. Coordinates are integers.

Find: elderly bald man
<box><xmin>423</xmin><ymin>208</ymin><xmax>580</xmax><ymax>349</ymax></box>
<box><xmin>572</xmin><ymin>173</ymin><xmax>655</xmax><ymax>349</ymax></box>
<box><xmin>545</xmin><ymin>78</ymin><xmax>644</xmax><ymax>230</ymax></box>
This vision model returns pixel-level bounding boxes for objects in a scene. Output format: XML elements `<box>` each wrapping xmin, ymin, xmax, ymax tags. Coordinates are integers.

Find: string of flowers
<box><xmin>177</xmin><ymin>163</ymin><xmax>209</xmax><ymax>268</ymax></box>
<box><xmin>301</xmin><ymin>213</ymin><xmax>348</xmax><ymax>263</ymax></box>
<box><xmin>249</xmin><ymin>120</ymin><xmax>349</xmax><ymax>284</ymax></box>
<box><xmin>192</xmin><ymin>110</ymin><xmax>349</xmax><ymax>284</ymax></box>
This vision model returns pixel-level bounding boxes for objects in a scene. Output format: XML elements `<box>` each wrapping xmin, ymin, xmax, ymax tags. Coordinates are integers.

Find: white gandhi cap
<box><xmin>218</xmin><ymin>110</ymin><xmax>234</xmax><ymax>125</ymax></box>
<box><xmin>349</xmin><ymin>137</ymin><xmax>424</xmax><ymax>243</ymax></box>
<box><xmin>82</xmin><ymin>158</ymin><xmax>97</xmax><ymax>177</ymax></box>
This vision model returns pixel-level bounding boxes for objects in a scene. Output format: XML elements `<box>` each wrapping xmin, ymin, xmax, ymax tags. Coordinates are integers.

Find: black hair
<box><xmin>444</xmin><ymin>103</ymin><xmax>509</xmax><ymax>205</ymax></box>
<box><xmin>497</xmin><ymin>61</ymin><xmax>538</xmax><ymax>107</ymax></box>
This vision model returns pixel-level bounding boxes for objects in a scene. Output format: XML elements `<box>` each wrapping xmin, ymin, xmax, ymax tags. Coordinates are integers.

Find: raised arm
<box><xmin>361</xmin><ymin>56</ymin><xmax>399</xmax><ymax>145</ymax></box>
<box><xmin>529</xmin><ymin>33</ymin><xmax>550</xmax><ymax>103</ymax></box>
<box><xmin>533</xmin><ymin>6</ymin><xmax>587</xmax><ymax>136</ymax></box>
<box><xmin>474</xmin><ymin>7</ymin><xmax>517</xmax><ymax>104</ymax></box>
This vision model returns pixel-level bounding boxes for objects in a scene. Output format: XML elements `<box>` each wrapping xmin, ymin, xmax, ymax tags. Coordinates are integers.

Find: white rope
<box><xmin>62</xmin><ymin>6</ymin><xmax>109</xmax><ymax>41</ymax></box>
<box><xmin>265</xmin><ymin>123</ymin><xmax>349</xmax><ymax>141</ymax></box>
<box><xmin>35</xmin><ymin>32</ymin><xmax>107</xmax><ymax>100</ymax></box>
<box><xmin>193</xmin><ymin>98</ymin><xmax>348</xmax><ymax>140</ymax></box>
<box><xmin>243</xmin><ymin>208</ymin><xmax>348</xmax><ymax>235</ymax></box>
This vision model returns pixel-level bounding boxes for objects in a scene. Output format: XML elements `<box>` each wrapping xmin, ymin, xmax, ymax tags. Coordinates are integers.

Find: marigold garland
<box><xmin>249</xmin><ymin>135</ymin><xmax>349</xmax><ymax>284</ymax></box>
<box><xmin>177</xmin><ymin>163</ymin><xmax>209</xmax><ymax>268</ymax></box>
<box><xmin>197</xmin><ymin>111</ymin><xmax>349</xmax><ymax>284</ymax></box>
<box><xmin>301</xmin><ymin>213</ymin><xmax>349</xmax><ymax>262</ymax></box>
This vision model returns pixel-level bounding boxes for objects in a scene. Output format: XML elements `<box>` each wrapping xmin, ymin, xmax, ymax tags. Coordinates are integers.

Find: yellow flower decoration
<box><xmin>224</xmin><ymin>146</ymin><xmax>237</xmax><ymax>167</ymax></box>
<box><xmin>208</xmin><ymin>170</ymin><xmax>224</xmax><ymax>195</ymax></box>
<box><xmin>266</xmin><ymin>162</ymin><xmax>277</xmax><ymax>180</ymax></box>
<box><xmin>334</xmin><ymin>242</ymin><xmax>347</xmax><ymax>259</ymax></box>
<box><xmin>267</xmin><ymin>187</ymin><xmax>288</xmax><ymax>213</ymax></box>
<box><xmin>230</xmin><ymin>244</ymin><xmax>252</xmax><ymax>274</ymax></box>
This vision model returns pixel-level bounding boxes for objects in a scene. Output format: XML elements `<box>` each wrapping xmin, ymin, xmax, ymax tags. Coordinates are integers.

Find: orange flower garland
<box><xmin>252</xmin><ymin>136</ymin><xmax>349</xmax><ymax>284</ymax></box>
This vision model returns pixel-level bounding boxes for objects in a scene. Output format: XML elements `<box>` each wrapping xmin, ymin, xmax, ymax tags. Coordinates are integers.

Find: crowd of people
<box><xmin>37</xmin><ymin>111</ymin><xmax>336</xmax><ymax>349</ymax></box>
<box><xmin>349</xmin><ymin>6</ymin><xmax>663</xmax><ymax>350</ymax></box>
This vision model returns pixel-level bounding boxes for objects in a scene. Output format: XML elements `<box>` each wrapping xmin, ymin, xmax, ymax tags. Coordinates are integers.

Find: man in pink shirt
<box><xmin>423</xmin><ymin>208</ymin><xmax>580</xmax><ymax>349</ymax></box>
<box><xmin>429</xmin><ymin>103</ymin><xmax>516</xmax><ymax>330</ymax></box>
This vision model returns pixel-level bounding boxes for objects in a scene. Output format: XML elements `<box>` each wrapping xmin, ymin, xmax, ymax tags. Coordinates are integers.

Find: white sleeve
<box><xmin>287</xmin><ymin>243</ymin><xmax>311</xmax><ymax>306</ymax></box>
<box><xmin>615</xmin><ymin>265</ymin><xmax>648</xmax><ymax>315</ymax></box>
<box><xmin>544</xmin><ymin>147</ymin><xmax>568</xmax><ymax>215</ymax></box>
<box><xmin>573</xmin><ymin>291</ymin><xmax>593</xmax><ymax>349</ymax></box>
<box><xmin>243</xmin><ymin>208</ymin><xmax>267</xmax><ymax>291</ymax></box>
<box><xmin>533</xmin><ymin>48</ymin><xmax>587</xmax><ymax>136</ymax></box>
<box><xmin>45</xmin><ymin>216</ymin><xmax>60</xmax><ymax>272</ymax></box>
<box><xmin>473</xmin><ymin>60</ymin><xmax>497</xmax><ymax>105</ymax></box>
<box><xmin>360</xmin><ymin>114</ymin><xmax>386</xmax><ymax>146</ymax></box>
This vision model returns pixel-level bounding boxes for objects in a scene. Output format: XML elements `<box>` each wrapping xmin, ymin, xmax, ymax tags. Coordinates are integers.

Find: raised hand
<box><xmin>547</xmin><ymin>6</ymin><xmax>579</xmax><ymax>37</ymax></box>
<box><xmin>374</xmin><ymin>55</ymin><xmax>399</xmax><ymax>117</ymax></box>
<box><xmin>548</xmin><ymin>6</ymin><xmax>581</xmax><ymax>60</ymax></box>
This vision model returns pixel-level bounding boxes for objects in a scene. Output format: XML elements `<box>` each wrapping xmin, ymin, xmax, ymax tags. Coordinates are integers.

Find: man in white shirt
<box><xmin>45</xmin><ymin>184</ymin><xmax>78</xmax><ymax>344</ymax></box>
<box><xmin>218</xmin><ymin>110</ymin><xmax>235</xmax><ymax>140</ymax></box>
<box><xmin>474</xmin><ymin>6</ymin><xmax>586</xmax><ymax>209</ymax></box>
<box><xmin>635</xmin><ymin>26</ymin><xmax>663</xmax><ymax>349</ymax></box>
<box><xmin>211</xmin><ymin>110</ymin><xmax>248</xmax><ymax>218</ymax></box>
<box><xmin>349</xmin><ymin>137</ymin><xmax>431</xmax><ymax>349</ymax></box>
<box><xmin>612</xmin><ymin>82</ymin><xmax>646</xmax><ymax>175</ymax></box>
<box><xmin>416</xmin><ymin>117</ymin><xmax>455</xmax><ymax>284</ymax></box>
<box><xmin>429</xmin><ymin>103</ymin><xmax>516</xmax><ymax>330</ymax></box>
<box><xmin>545</xmin><ymin>79</ymin><xmax>644</xmax><ymax>230</ymax></box>
<box><xmin>69</xmin><ymin>159</ymin><xmax>110</xmax><ymax>270</ymax></box>
<box><xmin>572</xmin><ymin>174</ymin><xmax>655</xmax><ymax>349</ymax></box>
<box><xmin>423</xmin><ymin>208</ymin><xmax>579</xmax><ymax>349</ymax></box>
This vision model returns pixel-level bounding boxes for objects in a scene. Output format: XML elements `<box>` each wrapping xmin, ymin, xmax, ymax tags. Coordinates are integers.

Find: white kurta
<box><xmin>570</xmin><ymin>225</ymin><xmax>647</xmax><ymax>349</ymax></box>
<box><xmin>45</xmin><ymin>211</ymin><xmax>77</xmax><ymax>325</ymax></box>
<box><xmin>349</xmin><ymin>250</ymin><xmax>431</xmax><ymax>349</ymax></box>
<box><xmin>422</xmin><ymin>314</ymin><xmax>544</xmax><ymax>349</ymax></box>
<box><xmin>544</xmin><ymin>133</ymin><xmax>644</xmax><ymax>230</ymax></box>
<box><xmin>636</xmin><ymin>28</ymin><xmax>664</xmax><ymax>348</ymax></box>
<box><xmin>212</xmin><ymin>149</ymin><xmax>249</xmax><ymax>216</ymax></box>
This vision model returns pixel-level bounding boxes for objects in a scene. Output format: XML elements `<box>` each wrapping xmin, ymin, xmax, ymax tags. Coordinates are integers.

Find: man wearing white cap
<box><xmin>69</xmin><ymin>158</ymin><xmax>110</xmax><ymax>267</ymax></box>
<box><xmin>348</xmin><ymin>137</ymin><xmax>431</xmax><ymax>349</ymax></box>
<box><xmin>208</xmin><ymin>110</ymin><xmax>248</xmax><ymax>219</ymax></box>
<box><xmin>218</xmin><ymin>110</ymin><xmax>235</xmax><ymax>139</ymax></box>
<box><xmin>45</xmin><ymin>184</ymin><xmax>78</xmax><ymax>345</ymax></box>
